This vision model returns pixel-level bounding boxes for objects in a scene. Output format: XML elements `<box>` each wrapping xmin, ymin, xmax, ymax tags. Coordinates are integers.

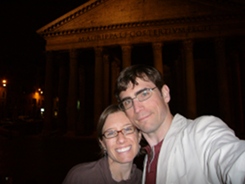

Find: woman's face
<box><xmin>100</xmin><ymin>111</ymin><xmax>141</xmax><ymax>165</ymax></box>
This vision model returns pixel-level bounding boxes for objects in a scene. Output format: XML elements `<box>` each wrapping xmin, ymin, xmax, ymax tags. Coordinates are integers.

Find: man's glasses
<box><xmin>102</xmin><ymin>125</ymin><xmax>136</xmax><ymax>139</ymax></box>
<box><xmin>119</xmin><ymin>87</ymin><xmax>157</xmax><ymax>110</ymax></box>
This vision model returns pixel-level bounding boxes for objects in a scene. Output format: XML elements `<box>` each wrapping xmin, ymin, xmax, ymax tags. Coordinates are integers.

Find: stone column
<box><xmin>231</xmin><ymin>51</ymin><xmax>244</xmax><ymax>132</ymax></box>
<box><xmin>152</xmin><ymin>42</ymin><xmax>164</xmax><ymax>75</ymax></box>
<box><xmin>111</xmin><ymin>58</ymin><xmax>121</xmax><ymax>104</ymax></box>
<box><xmin>183</xmin><ymin>39</ymin><xmax>196</xmax><ymax>118</ymax></box>
<box><xmin>67</xmin><ymin>49</ymin><xmax>79</xmax><ymax>136</ymax></box>
<box><xmin>103</xmin><ymin>54</ymin><xmax>110</xmax><ymax>106</ymax></box>
<box><xmin>78</xmin><ymin>66</ymin><xmax>85</xmax><ymax>135</ymax></box>
<box><xmin>43</xmin><ymin>51</ymin><xmax>54</xmax><ymax>135</ymax></box>
<box><xmin>121</xmin><ymin>45</ymin><xmax>132</xmax><ymax>68</ymax></box>
<box><xmin>240</xmin><ymin>40</ymin><xmax>245</xmax><ymax>135</ymax></box>
<box><xmin>214</xmin><ymin>38</ymin><xmax>231</xmax><ymax>125</ymax></box>
<box><xmin>57</xmin><ymin>56</ymin><xmax>69</xmax><ymax>134</ymax></box>
<box><xmin>240</xmin><ymin>39</ymin><xmax>245</xmax><ymax>134</ymax></box>
<box><xmin>94</xmin><ymin>47</ymin><xmax>104</xmax><ymax>129</ymax></box>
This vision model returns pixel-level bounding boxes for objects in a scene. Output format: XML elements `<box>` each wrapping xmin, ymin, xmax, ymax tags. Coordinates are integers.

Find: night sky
<box><xmin>0</xmin><ymin>0</ymin><xmax>88</xmax><ymax>92</ymax></box>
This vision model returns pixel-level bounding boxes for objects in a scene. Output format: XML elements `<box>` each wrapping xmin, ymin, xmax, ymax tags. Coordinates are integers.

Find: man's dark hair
<box><xmin>115</xmin><ymin>64</ymin><xmax>165</xmax><ymax>101</ymax></box>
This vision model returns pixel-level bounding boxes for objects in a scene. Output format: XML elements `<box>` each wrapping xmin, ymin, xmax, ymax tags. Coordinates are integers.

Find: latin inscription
<box><xmin>78</xmin><ymin>25</ymin><xmax>212</xmax><ymax>42</ymax></box>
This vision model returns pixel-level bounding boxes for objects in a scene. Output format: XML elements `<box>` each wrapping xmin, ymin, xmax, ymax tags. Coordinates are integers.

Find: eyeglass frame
<box><xmin>118</xmin><ymin>87</ymin><xmax>157</xmax><ymax>110</ymax></box>
<box><xmin>102</xmin><ymin>125</ymin><xmax>136</xmax><ymax>139</ymax></box>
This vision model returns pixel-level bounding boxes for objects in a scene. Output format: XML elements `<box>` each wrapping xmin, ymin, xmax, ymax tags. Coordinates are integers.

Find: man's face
<box><xmin>119</xmin><ymin>78</ymin><xmax>171</xmax><ymax>136</ymax></box>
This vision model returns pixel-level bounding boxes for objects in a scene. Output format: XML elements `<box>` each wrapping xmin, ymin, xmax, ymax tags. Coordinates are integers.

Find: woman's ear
<box><xmin>161</xmin><ymin>85</ymin><xmax>171</xmax><ymax>103</ymax></box>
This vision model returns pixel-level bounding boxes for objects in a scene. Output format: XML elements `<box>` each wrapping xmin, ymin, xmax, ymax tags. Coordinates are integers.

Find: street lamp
<box><xmin>38</xmin><ymin>88</ymin><xmax>43</xmax><ymax>94</ymax></box>
<box><xmin>2</xmin><ymin>79</ymin><xmax>7</xmax><ymax>87</ymax></box>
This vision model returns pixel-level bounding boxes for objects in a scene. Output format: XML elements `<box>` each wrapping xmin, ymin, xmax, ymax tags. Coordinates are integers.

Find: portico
<box><xmin>37</xmin><ymin>0</ymin><xmax>245</xmax><ymax>137</ymax></box>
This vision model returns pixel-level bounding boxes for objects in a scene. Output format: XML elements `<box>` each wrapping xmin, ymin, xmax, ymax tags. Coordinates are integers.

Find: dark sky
<box><xmin>0</xmin><ymin>0</ymin><xmax>88</xmax><ymax>91</ymax></box>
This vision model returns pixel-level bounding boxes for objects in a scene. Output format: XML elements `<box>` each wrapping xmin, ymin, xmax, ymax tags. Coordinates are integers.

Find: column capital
<box><xmin>112</xmin><ymin>57</ymin><xmax>121</xmax><ymax>68</ymax></box>
<box><xmin>152</xmin><ymin>42</ymin><xmax>163</xmax><ymax>50</ymax></box>
<box><xmin>214</xmin><ymin>37</ymin><xmax>225</xmax><ymax>43</ymax></box>
<box><xmin>214</xmin><ymin>37</ymin><xmax>225</xmax><ymax>52</ymax></box>
<box><xmin>183</xmin><ymin>39</ymin><xmax>193</xmax><ymax>51</ymax></box>
<box><xmin>69</xmin><ymin>49</ymin><xmax>78</xmax><ymax>52</ymax></box>
<box><xmin>103</xmin><ymin>54</ymin><xmax>110</xmax><ymax>63</ymax></box>
<box><xmin>121</xmin><ymin>45</ymin><xmax>132</xmax><ymax>52</ymax></box>
<box><xmin>69</xmin><ymin>49</ymin><xmax>78</xmax><ymax>57</ymax></box>
<box><xmin>45</xmin><ymin>50</ymin><xmax>54</xmax><ymax>59</ymax></box>
<box><xmin>94</xmin><ymin>47</ymin><xmax>103</xmax><ymax>56</ymax></box>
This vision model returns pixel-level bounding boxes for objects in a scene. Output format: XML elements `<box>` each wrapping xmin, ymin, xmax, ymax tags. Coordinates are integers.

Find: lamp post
<box><xmin>0</xmin><ymin>79</ymin><xmax>7</xmax><ymax>118</ymax></box>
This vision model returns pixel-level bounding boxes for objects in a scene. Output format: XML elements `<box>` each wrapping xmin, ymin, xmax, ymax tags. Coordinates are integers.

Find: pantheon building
<box><xmin>37</xmin><ymin>0</ymin><xmax>245</xmax><ymax>137</ymax></box>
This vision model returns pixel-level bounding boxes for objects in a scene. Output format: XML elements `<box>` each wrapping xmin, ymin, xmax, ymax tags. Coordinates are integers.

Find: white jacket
<box><xmin>142</xmin><ymin>114</ymin><xmax>245</xmax><ymax>184</ymax></box>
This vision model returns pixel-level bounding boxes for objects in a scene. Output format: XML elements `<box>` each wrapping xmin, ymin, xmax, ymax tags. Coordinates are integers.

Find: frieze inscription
<box><xmin>78</xmin><ymin>25</ymin><xmax>212</xmax><ymax>42</ymax></box>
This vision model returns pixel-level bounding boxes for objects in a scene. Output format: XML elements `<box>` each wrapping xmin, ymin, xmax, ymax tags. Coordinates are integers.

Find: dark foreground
<box><xmin>0</xmin><ymin>133</ymin><xmax>144</xmax><ymax>184</ymax></box>
<box><xmin>0</xmin><ymin>134</ymin><xmax>102</xmax><ymax>184</ymax></box>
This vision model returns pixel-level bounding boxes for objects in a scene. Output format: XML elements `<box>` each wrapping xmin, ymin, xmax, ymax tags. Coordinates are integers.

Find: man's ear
<box><xmin>161</xmin><ymin>85</ymin><xmax>171</xmax><ymax>103</ymax></box>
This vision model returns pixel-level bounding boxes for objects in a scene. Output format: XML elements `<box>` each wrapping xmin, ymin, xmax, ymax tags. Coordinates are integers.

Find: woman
<box><xmin>63</xmin><ymin>104</ymin><xmax>142</xmax><ymax>184</ymax></box>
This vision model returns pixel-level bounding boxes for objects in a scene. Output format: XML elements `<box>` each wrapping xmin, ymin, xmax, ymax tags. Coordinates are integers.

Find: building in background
<box><xmin>37</xmin><ymin>0</ymin><xmax>245</xmax><ymax>137</ymax></box>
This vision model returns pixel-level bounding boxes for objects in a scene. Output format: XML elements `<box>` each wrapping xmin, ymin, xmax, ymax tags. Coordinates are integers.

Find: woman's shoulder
<box><xmin>70</xmin><ymin>157</ymin><xmax>106</xmax><ymax>174</ymax></box>
<box><xmin>62</xmin><ymin>158</ymin><xmax>107</xmax><ymax>184</ymax></box>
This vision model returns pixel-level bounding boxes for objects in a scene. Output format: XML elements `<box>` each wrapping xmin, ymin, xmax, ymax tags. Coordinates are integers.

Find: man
<box><xmin>115</xmin><ymin>64</ymin><xmax>245</xmax><ymax>184</ymax></box>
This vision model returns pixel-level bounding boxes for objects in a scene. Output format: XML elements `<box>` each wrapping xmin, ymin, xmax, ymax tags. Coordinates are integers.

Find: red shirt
<box><xmin>144</xmin><ymin>140</ymin><xmax>163</xmax><ymax>184</ymax></box>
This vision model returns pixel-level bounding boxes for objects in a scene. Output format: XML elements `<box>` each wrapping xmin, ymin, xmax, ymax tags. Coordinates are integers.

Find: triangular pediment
<box><xmin>37</xmin><ymin>0</ymin><xmax>244</xmax><ymax>35</ymax></box>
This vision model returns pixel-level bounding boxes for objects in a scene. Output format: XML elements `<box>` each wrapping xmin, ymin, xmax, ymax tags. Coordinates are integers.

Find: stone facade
<box><xmin>37</xmin><ymin>0</ymin><xmax>245</xmax><ymax>137</ymax></box>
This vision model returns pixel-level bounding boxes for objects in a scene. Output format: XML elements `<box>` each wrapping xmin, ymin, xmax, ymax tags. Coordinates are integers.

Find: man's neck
<box><xmin>144</xmin><ymin>113</ymin><xmax>173</xmax><ymax>147</ymax></box>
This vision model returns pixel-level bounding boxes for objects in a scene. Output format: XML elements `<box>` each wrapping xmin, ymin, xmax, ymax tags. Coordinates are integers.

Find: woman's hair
<box><xmin>97</xmin><ymin>104</ymin><xmax>121</xmax><ymax>156</ymax></box>
<box><xmin>114</xmin><ymin>64</ymin><xmax>165</xmax><ymax>101</ymax></box>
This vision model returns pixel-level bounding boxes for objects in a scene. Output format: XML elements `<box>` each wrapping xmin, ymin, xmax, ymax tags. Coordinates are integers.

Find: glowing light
<box><xmin>38</xmin><ymin>88</ymin><xmax>43</xmax><ymax>94</ymax></box>
<box><xmin>2</xmin><ymin>79</ymin><xmax>7</xmax><ymax>87</ymax></box>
